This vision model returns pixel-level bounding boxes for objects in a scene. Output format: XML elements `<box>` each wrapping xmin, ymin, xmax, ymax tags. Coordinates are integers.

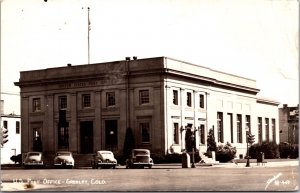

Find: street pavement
<box><xmin>1</xmin><ymin>160</ymin><xmax>299</xmax><ymax>192</ymax></box>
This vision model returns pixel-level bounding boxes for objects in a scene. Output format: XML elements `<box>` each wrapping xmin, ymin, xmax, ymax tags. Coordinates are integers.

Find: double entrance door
<box><xmin>80</xmin><ymin>121</ymin><xmax>93</xmax><ymax>154</ymax></box>
<box><xmin>80</xmin><ymin>120</ymin><xmax>118</xmax><ymax>154</ymax></box>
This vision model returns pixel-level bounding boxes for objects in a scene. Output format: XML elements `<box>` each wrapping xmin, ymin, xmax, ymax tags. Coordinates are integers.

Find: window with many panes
<box><xmin>33</xmin><ymin>98</ymin><xmax>41</xmax><ymax>112</ymax></box>
<box><xmin>173</xmin><ymin>90</ymin><xmax>178</xmax><ymax>105</ymax></box>
<box><xmin>265</xmin><ymin>118</ymin><xmax>269</xmax><ymax>142</ymax></box>
<box><xmin>187</xmin><ymin>92</ymin><xmax>192</xmax><ymax>107</ymax></box>
<box><xmin>258</xmin><ymin>117</ymin><xmax>262</xmax><ymax>144</ymax></box>
<box><xmin>106</xmin><ymin>92</ymin><xmax>116</xmax><ymax>106</ymax></box>
<box><xmin>82</xmin><ymin>94</ymin><xmax>91</xmax><ymax>108</ymax></box>
<box><xmin>59</xmin><ymin>96</ymin><xmax>67</xmax><ymax>109</ymax></box>
<box><xmin>16</xmin><ymin>121</ymin><xmax>20</xmax><ymax>134</ymax></box>
<box><xmin>217</xmin><ymin>112</ymin><xmax>223</xmax><ymax>143</ymax></box>
<box><xmin>246</xmin><ymin>115</ymin><xmax>251</xmax><ymax>132</ymax></box>
<box><xmin>200</xmin><ymin>124</ymin><xmax>205</xmax><ymax>144</ymax></box>
<box><xmin>237</xmin><ymin>114</ymin><xmax>242</xmax><ymax>143</ymax></box>
<box><xmin>58</xmin><ymin>123</ymin><xmax>69</xmax><ymax>148</ymax></box>
<box><xmin>139</xmin><ymin>90</ymin><xmax>149</xmax><ymax>105</ymax></box>
<box><xmin>228</xmin><ymin>113</ymin><xmax>233</xmax><ymax>143</ymax></box>
<box><xmin>140</xmin><ymin>122</ymin><xmax>150</xmax><ymax>143</ymax></box>
<box><xmin>272</xmin><ymin>119</ymin><xmax>276</xmax><ymax>143</ymax></box>
<box><xmin>173</xmin><ymin>123</ymin><xmax>179</xmax><ymax>144</ymax></box>
<box><xmin>199</xmin><ymin>94</ymin><xmax>204</xmax><ymax>108</ymax></box>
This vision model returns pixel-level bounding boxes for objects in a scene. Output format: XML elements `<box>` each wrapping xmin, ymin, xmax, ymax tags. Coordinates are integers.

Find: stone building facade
<box><xmin>279</xmin><ymin>104</ymin><xmax>299</xmax><ymax>145</ymax></box>
<box><xmin>15</xmin><ymin>57</ymin><xmax>279</xmax><ymax>158</ymax></box>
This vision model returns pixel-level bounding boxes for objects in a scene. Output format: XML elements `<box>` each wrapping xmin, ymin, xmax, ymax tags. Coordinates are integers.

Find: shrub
<box><xmin>164</xmin><ymin>153</ymin><xmax>182</xmax><ymax>163</ymax></box>
<box><xmin>151</xmin><ymin>152</ymin><xmax>165</xmax><ymax>164</ymax></box>
<box><xmin>10</xmin><ymin>154</ymin><xmax>22</xmax><ymax>164</ymax></box>
<box><xmin>115</xmin><ymin>154</ymin><xmax>126</xmax><ymax>165</ymax></box>
<box><xmin>279</xmin><ymin>143</ymin><xmax>299</xmax><ymax>159</ymax></box>
<box><xmin>249</xmin><ymin>143</ymin><xmax>260</xmax><ymax>159</ymax></box>
<box><xmin>249</xmin><ymin>141</ymin><xmax>279</xmax><ymax>159</ymax></box>
<box><xmin>291</xmin><ymin>145</ymin><xmax>299</xmax><ymax>158</ymax></box>
<box><xmin>215</xmin><ymin>142</ymin><xmax>237</xmax><ymax>162</ymax></box>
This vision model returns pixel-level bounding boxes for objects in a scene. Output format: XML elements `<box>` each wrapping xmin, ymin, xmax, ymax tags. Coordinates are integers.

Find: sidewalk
<box><xmin>212</xmin><ymin>160</ymin><xmax>299</xmax><ymax>168</ymax></box>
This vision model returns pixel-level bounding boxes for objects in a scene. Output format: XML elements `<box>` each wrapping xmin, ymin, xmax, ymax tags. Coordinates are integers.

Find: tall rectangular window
<box><xmin>173</xmin><ymin>90</ymin><xmax>178</xmax><ymax>105</ymax></box>
<box><xmin>106</xmin><ymin>92</ymin><xmax>116</xmax><ymax>106</ymax></box>
<box><xmin>173</xmin><ymin>123</ymin><xmax>179</xmax><ymax>144</ymax></box>
<box><xmin>228</xmin><ymin>113</ymin><xmax>233</xmax><ymax>143</ymax></box>
<box><xmin>58</xmin><ymin>123</ymin><xmax>69</xmax><ymax>148</ymax></box>
<box><xmin>237</xmin><ymin>114</ymin><xmax>242</xmax><ymax>143</ymax></box>
<box><xmin>265</xmin><ymin>118</ymin><xmax>269</xmax><ymax>142</ymax></box>
<box><xmin>246</xmin><ymin>115</ymin><xmax>251</xmax><ymax>132</ymax></box>
<box><xmin>199</xmin><ymin>94</ymin><xmax>204</xmax><ymax>108</ymax></box>
<box><xmin>140</xmin><ymin>122</ymin><xmax>150</xmax><ymax>143</ymax></box>
<box><xmin>272</xmin><ymin>118</ymin><xmax>276</xmax><ymax>143</ymax></box>
<box><xmin>16</xmin><ymin>121</ymin><xmax>20</xmax><ymax>134</ymax></box>
<box><xmin>217</xmin><ymin>112</ymin><xmax>223</xmax><ymax>143</ymax></box>
<box><xmin>82</xmin><ymin>94</ymin><xmax>91</xmax><ymax>108</ymax></box>
<box><xmin>139</xmin><ymin>90</ymin><xmax>149</xmax><ymax>104</ymax></box>
<box><xmin>59</xmin><ymin>96</ymin><xmax>67</xmax><ymax>109</ymax></box>
<box><xmin>258</xmin><ymin>117</ymin><xmax>262</xmax><ymax>144</ymax></box>
<box><xmin>200</xmin><ymin>124</ymin><xmax>205</xmax><ymax>144</ymax></box>
<box><xmin>33</xmin><ymin>98</ymin><xmax>41</xmax><ymax>112</ymax></box>
<box><xmin>3</xmin><ymin>120</ymin><xmax>8</xmax><ymax>129</ymax></box>
<box><xmin>187</xmin><ymin>92</ymin><xmax>192</xmax><ymax>107</ymax></box>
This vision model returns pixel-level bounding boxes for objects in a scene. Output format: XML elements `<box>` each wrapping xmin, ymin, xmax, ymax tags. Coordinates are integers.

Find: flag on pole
<box><xmin>88</xmin><ymin>7</ymin><xmax>91</xmax><ymax>31</ymax></box>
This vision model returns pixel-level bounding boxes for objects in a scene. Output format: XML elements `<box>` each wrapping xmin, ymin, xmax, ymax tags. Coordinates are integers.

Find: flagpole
<box><xmin>88</xmin><ymin>7</ymin><xmax>90</xmax><ymax>64</ymax></box>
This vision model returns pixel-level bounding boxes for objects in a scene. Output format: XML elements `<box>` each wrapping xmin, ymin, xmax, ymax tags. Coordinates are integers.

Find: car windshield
<box><xmin>133</xmin><ymin>150</ymin><xmax>149</xmax><ymax>156</ymax></box>
<box><xmin>98</xmin><ymin>151</ymin><xmax>114</xmax><ymax>159</ymax></box>
<box><xmin>99</xmin><ymin>152</ymin><xmax>112</xmax><ymax>155</ymax></box>
<box><xmin>28</xmin><ymin>152</ymin><xmax>40</xmax><ymax>156</ymax></box>
<box><xmin>57</xmin><ymin>152</ymin><xmax>71</xmax><ymax>156</ymax></box>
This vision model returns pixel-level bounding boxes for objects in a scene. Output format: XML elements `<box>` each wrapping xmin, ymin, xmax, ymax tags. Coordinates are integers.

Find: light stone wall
<box><xmin>15</xmin><ymin>57</ymin><xmax>279</xmax><ymax>158</ymax></box>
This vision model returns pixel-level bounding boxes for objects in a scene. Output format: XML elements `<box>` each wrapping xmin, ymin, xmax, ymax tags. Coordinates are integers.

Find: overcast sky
<box><xmin>1</xmin><ymin>0</ymin><xmax>299</xmax><ymax>107</ymax></box>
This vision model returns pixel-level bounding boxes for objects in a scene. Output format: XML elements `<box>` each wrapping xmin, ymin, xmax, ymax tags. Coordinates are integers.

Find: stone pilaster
<box><xmin>69</xmin><ymin>93</ymin><xmax>77</xmax><ymax>152</ymax></box>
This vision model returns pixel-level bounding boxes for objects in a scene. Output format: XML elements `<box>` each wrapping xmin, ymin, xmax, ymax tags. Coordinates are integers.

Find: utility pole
<box><xmin>88</xmin><ymin>7</ymin><xmax>90</xmax><ymax>64</ymax></box>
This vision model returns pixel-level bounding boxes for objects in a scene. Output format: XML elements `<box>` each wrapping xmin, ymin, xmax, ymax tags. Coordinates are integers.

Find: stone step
<box><xmin>199</xmin><ymin>152</ymin><xmax>219</xmax><ymax>164</ymax></box>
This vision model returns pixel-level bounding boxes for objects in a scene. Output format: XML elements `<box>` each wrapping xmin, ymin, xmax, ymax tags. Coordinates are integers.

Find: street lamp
<box><xmin>191</xmin><ymin>128</ymin><xmax>198</xmax><ymax>168</ymax></box>
<box><xmin>245</xmin><ymin>127</ymin><xmax>250</xmax><ymax>167</ymax></box>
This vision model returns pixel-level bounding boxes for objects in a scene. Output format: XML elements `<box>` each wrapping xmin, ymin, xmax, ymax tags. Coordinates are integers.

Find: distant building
<box><xmin>279</xmin><ymin>104</ymin><xmax>299</xmax><ymax>145</ymax></box>
<box><xmin>0</xmin><ymin>100</ymin><xmax>21</xmax><ymax>164</ymax></box>
<box><xmin>14</xmin><ymin>57</ymin><xmax>279</xmax><ymax>159</ymax></box>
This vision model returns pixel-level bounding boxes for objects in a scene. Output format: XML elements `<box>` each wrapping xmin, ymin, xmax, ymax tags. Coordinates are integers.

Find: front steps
<box><xmin>198</xmin><ymin>152</ymin><xmax>219</xmax><ymax>165</ymax></box>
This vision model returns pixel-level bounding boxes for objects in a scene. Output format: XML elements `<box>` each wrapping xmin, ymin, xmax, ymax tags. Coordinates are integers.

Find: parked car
<box><xmin>91</xmin><ymin>150</ymin><xmax>117</xmax><ymax>169</ymax></box>
<box><xmin>23</xmin><ymin>152</ymin><xmax>44</xmax><ymax>169</ymax></box>
<box><xmin>54</xmin><ymin>151</ymin><xmax>74</xmax><ymax>169</ymax></box>
<box><xmin>126</xmin><ymin>149</ymin><xmax>153</xmax><ymax>169</ymax></box>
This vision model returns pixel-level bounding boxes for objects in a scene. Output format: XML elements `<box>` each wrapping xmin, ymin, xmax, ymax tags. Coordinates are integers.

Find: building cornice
<box><xmin>257</xmin><ymin>97</ymin><xmax>280</xmax><ymax>106</ymax></box>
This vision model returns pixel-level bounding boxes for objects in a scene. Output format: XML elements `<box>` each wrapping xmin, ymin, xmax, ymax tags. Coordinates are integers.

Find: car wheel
<box><xmin>148</xmin><ymin>165</ymin><xmax>152</xmax><ymax>169</ymax></box>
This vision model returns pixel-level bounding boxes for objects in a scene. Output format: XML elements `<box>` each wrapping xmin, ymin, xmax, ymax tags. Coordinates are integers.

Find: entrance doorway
<box><xmin>105</xmin><ymin>120</ymin><xmax>118</xmax><ymax>151</ymax></box>
<box><xmin>32</xmin><ymin>127</ymin><xmax>42</xmax><ymax>152</ymax></box>
<box><xmin>80</xmin><ymin>121</ymin><xmax>93</xmax><ymax>154</ymax></box>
